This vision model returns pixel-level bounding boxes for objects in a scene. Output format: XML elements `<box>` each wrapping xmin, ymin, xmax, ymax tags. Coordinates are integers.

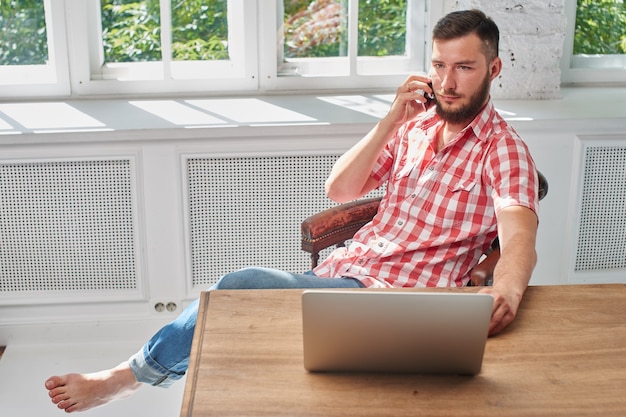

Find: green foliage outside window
<box><xmin>0</xmin><ymin>0</ymin><xmax>409</xmax><ymax>66</ymax></box>
<box><xmin>284</xmin><ymin>0</ymin><xmax>346</xmax><ymax>57</ymax></box>
<box><xmin>169</xmin><ymin>0</ymin><xmax>228</xmax><ymax>61</ymax></box>
<box><xmin>357</xmin><ymin>0</ymin><xmax>406</xmax><ymax>57</ymax></box>
<box><xmin>283</xmin><ymin>0</ymin><xmax>406</xmax><ymax>58</ymax></box>
<box><xmin>101</xmin><ymin>1</ymin><xmax>161</xmax><ymax>62</ymax></box>
<box><xmin>574</xmin><ymin>0</ymin><xmax>626</xmax><ymax>55</ymax></box>
<box><xmin>101</xmin><ymin>0</ymin><xmax>228</xmax><ymax>63</ymax></box>
<box><xmin>1</xmin><ymin>1</ymin><xmax>625</xmax><ymax>67</ymax></box>
<box><xmin>0</xmin><ymin>0</ymin><xmax>48</xmax><ymax>65</ymax></box>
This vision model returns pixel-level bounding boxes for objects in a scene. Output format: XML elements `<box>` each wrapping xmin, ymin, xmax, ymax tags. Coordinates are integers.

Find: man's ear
<box><xmin>489</xmin><ymin>57</ymin><xmax>502</xmax><ymax>81</ymax></box>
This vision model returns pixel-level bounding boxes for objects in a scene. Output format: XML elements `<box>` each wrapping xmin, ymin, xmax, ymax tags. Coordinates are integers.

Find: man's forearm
<box><xmin>492</xmin><ymin>236</ymin><xmax>537</xmax><ymax>296</ymax></box>
<box><xmin>324</xmin><ymin>119</ymin><xmax>397</xmax><ymax>203</ymax></box>
<box><xmin>491</xmin><ymin>206</ymin><xmax>539</xmax><ymax>296</ymax></box>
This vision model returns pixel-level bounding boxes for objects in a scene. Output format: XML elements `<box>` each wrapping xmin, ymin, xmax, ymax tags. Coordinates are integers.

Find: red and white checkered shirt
<box><xmin>314</xmin><ymin>101</ymin><xmax>539</xmax><ymax>288</ymax></box>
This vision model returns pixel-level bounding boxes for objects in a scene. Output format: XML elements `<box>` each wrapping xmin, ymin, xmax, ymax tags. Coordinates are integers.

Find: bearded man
<box><xmin>46</xmin><ymin>9</ymin><xmax>538</xmax><ymax>413</ymax></box>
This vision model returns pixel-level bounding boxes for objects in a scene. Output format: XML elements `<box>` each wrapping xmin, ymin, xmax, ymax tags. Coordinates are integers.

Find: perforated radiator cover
<box><xmin>0</xmin><ymin>159</ymin><xmax>137</xmax><ymax>293</ymax></box>
<box><xmin>186</xmin><ymin>155</ymin><xmax>342</xmax><ymax>287</ymax></box>
<box><xmin>575</xmin><ymin>146</ymin><xmax>626</xmax><ymax>272</ymax></box>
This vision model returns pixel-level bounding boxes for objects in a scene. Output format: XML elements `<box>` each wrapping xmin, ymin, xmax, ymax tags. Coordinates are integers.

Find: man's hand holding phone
<box><xmin>386</xmin><ymin>75</ymin><xmax>435</xmax><ymax>128</ymax></box>
<box><xmin>423</xmin><ymin>82</ymin><xmax>435</xmax><ymax>106</ymax></box>
<box><xmin>410</xmin><ymin>80</ymin><xmax>435</xmax><ymax>108</ymax></box>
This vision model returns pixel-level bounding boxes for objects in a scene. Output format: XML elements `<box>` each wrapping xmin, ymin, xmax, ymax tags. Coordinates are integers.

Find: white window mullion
<box><xmin>409</xmin><ymin>0</ymin><xmax>428</xmax><ymax>71</ymax></box>
<box><xmin>85</xmin><ymin>0</ymin><xmax>104</xmax><ymax>75</ymax></box>
<box><xmin>347</xmin><ymin>0</ymin><xmax>358</xmax><ymax>76</ymax></box>
<box><xmin>224</xmin><ymin>0</ymin><xmax>250</xmax><ymax>74</ymax></box>
<box><xmin>258</xmin><ymin>0</ymin><xmax>280</xmax><ymax>89</ymax></box>
<box><xmin>160</xmin><ymin>0</ymin><xmax>172</xmax><ymax>80</ymax></box>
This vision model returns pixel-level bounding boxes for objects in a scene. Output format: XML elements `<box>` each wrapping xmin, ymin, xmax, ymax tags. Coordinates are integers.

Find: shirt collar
<box><xmin>468</xmin><ymin>100</ymin><xmax>496</xmax><ymax>142</ymax></box>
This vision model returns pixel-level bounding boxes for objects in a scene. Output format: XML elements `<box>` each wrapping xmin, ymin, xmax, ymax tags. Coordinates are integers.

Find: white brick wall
<box><xmin>447</xmin><ymin>0</ymin><xmax>567</xmax><ymax>99</ymax></box>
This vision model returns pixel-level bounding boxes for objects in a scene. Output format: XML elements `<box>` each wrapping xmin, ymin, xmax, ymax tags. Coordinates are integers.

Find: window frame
<box><xmin>560</xmin><ymin>0</ymin><xmax>626</xmax><ymax>86</ymax></box>
<box><xmin>0</xmin><ymin>0</ymin><xmax>71</xmax><ymax>99</ymax></box>
<box><xmin>259</xmin><ymin>0</ymin><xmax>428</xmax><ymax>92</ymax></box>
<box><xmin>2</xmin><ymin>0</ymin><xmax>431</xmax><ymax>99</ymax></box>
<box><xmin>66</xmin><ymin>0</ymin><xmax>258</xmax><ymax>97</ymax></box>
<box><xmin>1</xmin><ymin>1</ymin><xmax>624</xmax><ymax>101</ymax></box>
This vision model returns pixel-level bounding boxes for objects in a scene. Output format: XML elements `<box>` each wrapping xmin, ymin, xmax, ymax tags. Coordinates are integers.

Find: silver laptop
<box><xmin>302</xmin><ymin>290</ymin><xmax>493</xmax><ymax>375</ymax></box>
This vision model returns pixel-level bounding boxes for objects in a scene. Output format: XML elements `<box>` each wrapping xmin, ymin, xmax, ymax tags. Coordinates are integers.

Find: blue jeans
<box><xmin>128</xmin><ymin>267</ymin><xmax>364</xmax><ymax>387</ymax></box>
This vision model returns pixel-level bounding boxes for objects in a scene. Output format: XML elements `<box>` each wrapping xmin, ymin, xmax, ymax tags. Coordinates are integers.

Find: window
<box><xmin>70</xmin><ymin>0</ymin><xmax>257</xmax><ymax>96</ymax></box>
<box><xmin>0</xmin><ymin>0</ymin><xmax>70</xmax><ymax>97</ymax></box>
<box><xmin>262</xmin><ymin>0</ymin><xmax>426</xmax><ymax>91</ymax></box>
<box><xmin>561</xmin><ymin>0</ymin><xmax>626</xmax><ymax>85</ymax></box>
<box><xmin>0</xmin><ymin>0</ymin><xmax>428</xmax><ymax>99</ymax></box>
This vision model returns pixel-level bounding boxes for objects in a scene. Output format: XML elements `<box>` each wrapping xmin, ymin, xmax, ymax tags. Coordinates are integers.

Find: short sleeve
<box><xmin>483</xmin><ymin>133</ymin><xmax>539</xmax><ymax>217</ymax></box>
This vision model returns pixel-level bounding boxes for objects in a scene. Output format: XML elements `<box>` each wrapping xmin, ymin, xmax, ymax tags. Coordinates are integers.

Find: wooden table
<box><xmin>180</xmin><ymin>285</ymin><xmax>626</xmax><ymax>416</ymax></box>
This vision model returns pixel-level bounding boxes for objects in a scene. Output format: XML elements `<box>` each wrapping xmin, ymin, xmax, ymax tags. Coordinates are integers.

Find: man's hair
<box><xmin>432</xmin><ymin>9</ymin><xmax>499</xmax><ymax>61</ymax></box>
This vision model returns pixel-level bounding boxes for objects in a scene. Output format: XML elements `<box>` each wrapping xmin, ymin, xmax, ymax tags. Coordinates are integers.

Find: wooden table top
<box><xmin>181</xmin><ymin>284</ymin><xmax>626</xmax><ymax>417</ymax></box>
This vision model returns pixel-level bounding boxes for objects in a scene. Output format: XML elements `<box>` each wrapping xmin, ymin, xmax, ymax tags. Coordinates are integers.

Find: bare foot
<box><xmin>45</xmin><ymin>361</ymin><xmax>142</xmax><ymax>413</ymax></box>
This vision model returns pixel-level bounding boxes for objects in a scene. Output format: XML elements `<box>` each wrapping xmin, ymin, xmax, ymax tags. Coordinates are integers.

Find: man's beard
<box><xmin>435</xmin><ymin>74</ymin><xmax>491</xmax><ymax>125</ymax></box>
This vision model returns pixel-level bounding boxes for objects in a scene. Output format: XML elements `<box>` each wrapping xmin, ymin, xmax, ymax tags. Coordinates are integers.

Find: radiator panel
<box><xmin>574</xmin><ymin>144</ymin><xmax>626</xmax><ymax>275</ymax></box>
<box><xmin>185</xmin><ymin>155</ymin><xmax>346</xmax><ymax>288</ymax></box>
<box><xmin>0</xmin><ymin>159</ymin><xmax>139</xmax><ymax>298</ymax></box>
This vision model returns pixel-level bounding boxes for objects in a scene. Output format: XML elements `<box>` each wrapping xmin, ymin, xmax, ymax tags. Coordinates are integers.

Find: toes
<box><xmin>65</xmin><ymin>403</ymin><xmax>80</xmax><ymax>413</ymax></box>
<box><xmin>45</xmin><ymin>376</ymin><xmax>63</xmax><ymax>389</ymax></box>
<box><xmin>57</xmin><ymin>399</ymin><xmax>79</xmax><ymax>412</ymax></box>
<box><xmin>48</xmin><ymin>386</ymin><xmax>66</xmax><ymax>399</ymax></box>
<box><xmin>51</xmin><ymin>392</ymin><xmax>69</xmax><ymax>404</ymax></box>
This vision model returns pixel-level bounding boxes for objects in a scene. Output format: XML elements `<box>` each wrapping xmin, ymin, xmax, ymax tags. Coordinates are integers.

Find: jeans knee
<box><xmin>214</xmin><ymin>267</ymin><xmax>265</xmax><ymax>289</ymax></box>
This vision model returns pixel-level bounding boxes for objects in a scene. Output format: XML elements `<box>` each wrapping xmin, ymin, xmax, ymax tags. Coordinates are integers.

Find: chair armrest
<box><xmin>538</xmin><ymin>170</ymin><xmax>548</xmax><ymax>200</ymax></box>
<box><xmin>468</xmin><ymin>247</ymin><xmax>500</xmax><ymax>286</ymax></box>
<box><xmin>301</xmin><ymin>197</ymin><xmax>381</xmax><ymax>256</ymax></box>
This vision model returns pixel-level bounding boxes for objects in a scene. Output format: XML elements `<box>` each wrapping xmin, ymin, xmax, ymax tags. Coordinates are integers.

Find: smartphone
<box><xmin>424</xmin><ymin>82</ymin><xmax>435</xmax><ymax>105</ymax></box>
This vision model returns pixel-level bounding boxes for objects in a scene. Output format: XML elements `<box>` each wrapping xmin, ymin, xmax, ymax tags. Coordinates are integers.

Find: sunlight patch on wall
<box><xmin>0</xmin><ymin>103</ymin><xmax>105</xmax><ymax>131</ymax></box>
<box><xmin>129</xmin><ymin>100</ymin><xmax>229</xmax><ymax>126</ymax></box>
<box><xmin>186</xmin><ymin>98</ymin><xmax>318</xmax><ymax>124</ymax></box>
<box><xmin>317</xmin><ymin>95</ymin><xmax>393</xmax><ymax>118</ymax></box>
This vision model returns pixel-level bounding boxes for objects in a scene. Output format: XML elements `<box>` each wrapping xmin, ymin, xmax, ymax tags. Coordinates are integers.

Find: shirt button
<box><xmin>378</xmin><ymin>242</ymin><xmax>384</xmax><ymax>247</ymax></box>
<box><xmin>428</xmin><ymin>166</ymin><xmax>435</xmax><ymax>170</ymax></box>
<box><xmin>411</xmin><ymin>194</ymin><xmax>416</xmax><ymax>198</ymax></box>
<box><xmin>397</xmin><ymin>220</ymin><xmax>404</xmax><ymax>226</ymax></box>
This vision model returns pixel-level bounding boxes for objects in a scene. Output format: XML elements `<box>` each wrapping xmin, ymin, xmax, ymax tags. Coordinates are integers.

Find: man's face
<box><xmin>429</xmin><ymin>33</ymin><xmax>499</xmax><ymax>125</ymax></box>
